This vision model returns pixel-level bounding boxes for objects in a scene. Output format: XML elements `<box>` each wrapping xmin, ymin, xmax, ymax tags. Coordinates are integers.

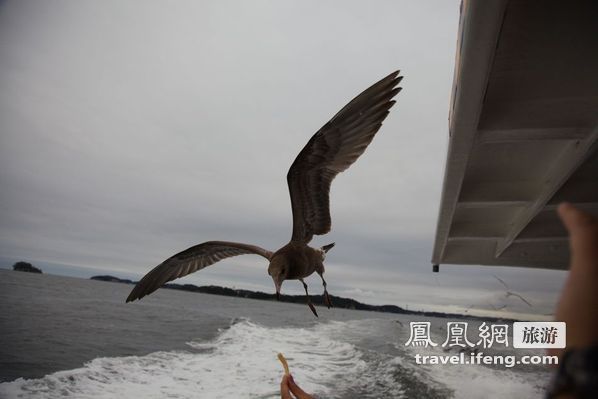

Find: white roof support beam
<box><xmin>456</xmin><ymin>200</ymin><xmax>530</xmax><ymax>209</ymax></box>
<box><xmin>447</xmin><ymin>236</ymin><xmax>569</xmax><ymax>244</ymax></box>
<box><xmin>543</xmin><ymin>202</ymin><xmax>598</xmax><ymax>212</ymax></box>
<box><xmin>431</xmin><ymin>0</ymin><xmax>509</xmax><ymax>264</ymax></box>
<box><xmin>495</xmin><ymin>126</ymin><xmax>598</xmax><ymax>257</ymax></box>
<box><xmin>477</xmin><ymin>127</ymin><xmax>590</xmax><ymax>144</ymax></box>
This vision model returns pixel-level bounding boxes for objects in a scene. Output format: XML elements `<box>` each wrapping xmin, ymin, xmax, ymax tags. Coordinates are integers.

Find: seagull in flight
<box><xmin>492</xmin><ymin>275</ymin><xmax>533</xmax><ymax>308</ymax></box>
<box><xmin>126</xmin><ymin>71</ymin><xmax>403</xmax><ymax>316</ymax></box>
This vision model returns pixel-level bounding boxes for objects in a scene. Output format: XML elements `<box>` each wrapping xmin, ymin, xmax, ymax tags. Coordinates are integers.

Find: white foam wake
<box><xmin>399</xmin><ymin>340</ymin><xmax>551</xmax><ymax>398</ymax></box>
<box><xmin>0</xmin><ymin>319</ymin><xmax>400</xmax><ymax>399</ymax></box>
<box><xmin>0</xmin><ymin>318</ymin><xmax>551</xmax><ymax>398</ymax></box>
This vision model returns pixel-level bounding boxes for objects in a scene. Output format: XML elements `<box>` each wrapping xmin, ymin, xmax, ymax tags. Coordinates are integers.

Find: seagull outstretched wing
<box><xmin>127</xmin><ymin>241</ymin><xmax>272</xmax><ymax>302</ymax></box>
<box><xmin>287</xmin><ymin>71</ymin><xmax>402</xmax><ymax>243</ymax></box>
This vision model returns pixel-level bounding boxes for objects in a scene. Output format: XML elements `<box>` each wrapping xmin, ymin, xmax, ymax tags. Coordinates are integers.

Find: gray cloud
<box><xmin>0</xmin><ymin>0</ymin><xmax>566</xmax><ymax>317</ymax></box>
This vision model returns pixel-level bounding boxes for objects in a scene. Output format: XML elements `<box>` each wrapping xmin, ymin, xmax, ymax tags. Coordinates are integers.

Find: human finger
<box><xmin>557</xmin><ymin>202</ymin><xmax>598</xmax><ymax>256</ymax></box>
<box><xmin>288</xmin><ymin>375</ymin><xmax>314</xmax><ymax>399</ymax></box>
<box><xmin>281</xmin><ymin>375</ymin><xmax>293</xmax><ymax>399</ymax></box>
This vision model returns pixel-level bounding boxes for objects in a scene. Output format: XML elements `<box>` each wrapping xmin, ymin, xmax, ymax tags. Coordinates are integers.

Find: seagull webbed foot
<box><xmin>308</xmin><ymin>301</ymin><xmax>318</xmax><ymax>317</ymax></box>
<box><xmin>301</xmin><ymin>279</ymin><xmax>318</xmax><ymax>318</ymax></box>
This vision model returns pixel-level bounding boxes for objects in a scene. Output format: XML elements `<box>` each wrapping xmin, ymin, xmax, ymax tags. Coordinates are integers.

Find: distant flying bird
<box><xmin>492</xmin><ymin>275</ymin><xmax>533</xmax><ymax>307</ymax></box>
<box><xmin>126</xmin><ymin>71</ymin><xmax>403</xmax><ymax>316</ymax></box>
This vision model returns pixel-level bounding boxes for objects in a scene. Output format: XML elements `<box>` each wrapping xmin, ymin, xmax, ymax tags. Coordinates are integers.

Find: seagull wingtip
<box><xmin>126</xmin><ymin>293</ymin><xmax>139</xmax><ymax>303</ymax></box>
<box><xmin>389</xmin><ymin>69</ymin><xmax>402</xmax><ymax>79</ymax></box>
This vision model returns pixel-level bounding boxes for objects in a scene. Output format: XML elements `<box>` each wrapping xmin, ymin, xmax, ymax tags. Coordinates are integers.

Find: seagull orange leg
<box><xmin>318</xmin><ymin>273</ymin><xmax>333</xmax><ymax>309</ymax></box>
<box><xmin>301</xmin><ymin>279</ymin><xmax>318</xmax><ymax>317</ymax></box>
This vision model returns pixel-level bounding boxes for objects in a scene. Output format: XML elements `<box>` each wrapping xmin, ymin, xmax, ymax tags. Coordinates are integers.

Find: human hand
<box><xmin>551</xmin><ymin>203</ymin><xmax>598</xmax><ymax>360</ymax></box>
<box><xmin>280</xmin><ymin>374</ymin><xmax>314</xmax><ymax>399</ymax></box>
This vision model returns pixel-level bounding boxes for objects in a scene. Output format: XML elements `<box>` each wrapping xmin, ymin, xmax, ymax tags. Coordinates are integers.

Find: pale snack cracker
<box><xmin>277</xmin><ymin>353</ymin><xmax>290</xmax><ymax>376</ymax></box>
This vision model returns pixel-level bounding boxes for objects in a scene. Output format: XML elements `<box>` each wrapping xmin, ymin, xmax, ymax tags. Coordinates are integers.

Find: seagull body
<box><xmin>126</xmin><ymin>71</ymin><xmax>403</xmax><ymax>316</ymax></box>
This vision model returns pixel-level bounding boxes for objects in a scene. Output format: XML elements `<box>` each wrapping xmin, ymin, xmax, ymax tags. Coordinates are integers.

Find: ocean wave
<box><xmin>399</xmin><ymin>339</ymin><xmax>551</xmax><ymax>398</ymax></box>
<box><xmin>0</xmin><ymin>317</ymin><xmax>551</xmax><ymax>398</ymax></box>
<box><xmin>0</xmin><ymin>319</ymin><xmax>403</xmax><ymax>399</ymax></box>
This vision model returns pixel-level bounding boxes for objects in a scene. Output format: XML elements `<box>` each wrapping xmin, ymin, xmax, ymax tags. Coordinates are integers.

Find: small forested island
<box><xmin>12</xmin><ymin>261</ymin><xmax>42</xmax><ymax>274</ymax></box>
<box><xmin>92</xmin><ymin>274</ymin><xmax>407</xmax><ymax>313</ymax></box>
<box><xmin>91</xmin><ymin>275</ymin><xmax>513</xmax><ymax>322</ymax></box>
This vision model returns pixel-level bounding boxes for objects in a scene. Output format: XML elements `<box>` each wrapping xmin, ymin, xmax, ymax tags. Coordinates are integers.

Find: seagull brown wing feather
<box><xmin>126</xmin><ymin>241</ymin><xmax>272</xmax><ymax>302</ymax></box>
<box><xmin>287</xmin><ymin>71</ymin><xmax>402</xmax><ymax>243</ymax></box>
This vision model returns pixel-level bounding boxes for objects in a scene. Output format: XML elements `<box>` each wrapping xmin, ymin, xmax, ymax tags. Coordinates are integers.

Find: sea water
<box><xmin>0</xmin><ymin>270</ymin><xmax>550</xmax><ymax>398</ymax></box>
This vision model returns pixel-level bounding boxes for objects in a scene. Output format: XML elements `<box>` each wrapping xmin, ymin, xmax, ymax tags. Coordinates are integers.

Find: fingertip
<box><xmin>557</xmin><ymin>202</ymin><xmax>582</xmax><ymax>231</ymax></box>
<box><xmin>557</xmin><ymin>201</ymin><xmax>576</xmax><ymax>218</ymax></box>
<box><xmin>557</xmin><ymin>202</ymin><xmax>571</xmax><ymax>214</ymax></box>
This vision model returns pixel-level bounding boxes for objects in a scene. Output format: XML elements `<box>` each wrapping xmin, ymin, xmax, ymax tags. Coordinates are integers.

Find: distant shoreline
<box><xmin>90</xmin><ymin>274</ymin><xmax>517</xmax><ymax>323</ymax></box>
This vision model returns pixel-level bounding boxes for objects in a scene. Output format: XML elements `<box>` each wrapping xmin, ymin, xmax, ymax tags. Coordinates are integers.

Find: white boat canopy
<box><xmin>431</xmin><ymin>0</ymin><xmax>598</xmax><ymax>271</ymax></box>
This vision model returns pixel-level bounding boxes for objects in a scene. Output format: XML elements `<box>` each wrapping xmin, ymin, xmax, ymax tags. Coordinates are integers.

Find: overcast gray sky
<box><xmin>0</xmin><ymin>0</ymin><xmax>567</xmax><ymax>318</ymax></box>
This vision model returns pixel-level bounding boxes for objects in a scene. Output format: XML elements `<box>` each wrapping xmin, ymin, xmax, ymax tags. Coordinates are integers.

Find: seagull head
<box><xmin>267</xmin><ymin>257</ymin><xmax>288</xmax><ymax>300</ymax></box>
